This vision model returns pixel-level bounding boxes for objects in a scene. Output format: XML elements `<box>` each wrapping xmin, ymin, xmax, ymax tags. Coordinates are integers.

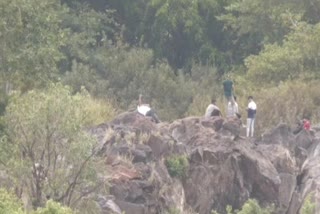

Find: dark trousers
<box><xmin>146</xmin><ymin>109</ymin><xmax>161</xmax><ymax>123</ymax></box>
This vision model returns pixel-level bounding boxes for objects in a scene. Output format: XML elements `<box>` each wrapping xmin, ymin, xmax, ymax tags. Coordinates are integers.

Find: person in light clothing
<box><xmin>137</xmin><ymin>94</ymin><xmax>161</xmax><ymax>123</ymax></box>
<box><xmin>246</xmin><ymin>96</ymin><xmax>257</xmax><ymax>137</ymax></box>
<box><xmin>205</xmin><ymin>98</ymin><xmax>222</xmax><ymax>119</ymax></box>
<box><xmin>227</xmin><ymin>96</ymin><xmax>239</xmax><ymax>118</ymax></box>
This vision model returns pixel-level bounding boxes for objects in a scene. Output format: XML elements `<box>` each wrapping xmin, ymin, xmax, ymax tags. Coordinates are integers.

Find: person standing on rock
<box><xmin>137</xmin><ymin>94</ymin><xmax>161</xmax><ymax>123</ymax></box>
<box><xmin>227</xmin><ymin>96</ymin><xmax>239</xmax><ymax>118</ymax></box>
<box><xmin>246</xmin><ymin>96</ymin><xmax>257</xmax><ymax>137</ymax></box>
<box><xmin>223</xmin><ymin>77</ymin><xmax>235</xmax><ymax>106</ymax></box>
<box><xmin>205</xmin><ymin>98</ymin><xmax>222</xmax><ymax>119</ymax></box>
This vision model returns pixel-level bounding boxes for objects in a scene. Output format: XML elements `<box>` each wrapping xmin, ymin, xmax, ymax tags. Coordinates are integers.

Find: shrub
<box><xmin>165</xmin><ymin>155</ymin><xmax>189</xmax><ymax>179</ymax></box>
<box><xmin>64</xmin><ymin>47</ymin><xmax>196</xmax><ymax>121</ymax></box>
<box><xmin>248</xmin><ymin>80</ymin><xmax>320</xmax><ymax>135</ymax></box>
<box><xmin>33</xmin><ymin>200</ymin><xmax>73</xmax><ymax>214</ymax></box>
<box><xmin>301</xmin><ymin>193</ymin><xmax>316</xmax><ymax>214</ymax></box>
<box><xmin>0</xmin><ymin>188</ymin><xmax>24</xmax><ymax>214</ymax></box>
<box><xmin>237</xmin><ymin>199</ymin><xmax>274</xmax><ymax>214</ymax></box>
<box><xmin>2</xmin><ymin>83</ymin><xmax>108</xmax><ymax>209</ymax></box>
<box><xmin>166</xmin><ymin>207</ymin><xmax>181</xmax><ymax>214</ymax></box>
<box><xmin>79</xmin><ymin>89</ymin><xmax>117</xmax><ymax>125</ymax></box>
<box><xmin>211</xmin><ymin>199</ymin><xmax>274</xmax><ymax>214</ymax></box>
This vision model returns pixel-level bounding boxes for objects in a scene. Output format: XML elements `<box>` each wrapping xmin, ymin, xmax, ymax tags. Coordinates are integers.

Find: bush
<box><xmin>212</xmin><ymin>199</ymin><xmax>274</xmax><ymax>214</ymax></box>
<box><xmin>166</xmin><ymin>207</ymin><xmax>181</xmax><ymax>214</ymax></box>
<box><xmin>33</xmin><ymin>200</ymin><xmax>73</xmax><ymax>214</ymax></box>
<box><xmin>236</xmin><ymin>199</ymin><xmax>274</xmax><ymax>214</ymax></box>
<box><xmin>301</xmin><ymin>193</ymin><xmax>316</xmax><ymax>214</ymax></box>
<box><xmin>165</xmin><ymin>155</ymin><xmax>189</xmax><ymax>179</ymax></box>
<box><xmin>0</xmin><ymin>188</ymin><xmax>24</xmax><ymax>214</ymax></box>
<box><xmin>63</xmin><ymin>47</ymin><xmax>200</xmax><ymax>121</ymax></box>
<box><xmin>248</xmin><ymin>80</ymin><xmax>320</xmax><ymax>135</ymax></box>
<box><xmin>2</xmin><ymin>83</ymin><xmax>108</xmax><ymax>209</ymax></box>
<box><xmin>79</xmin><ymin>89</ymin><xmax>117</xmax><ymax>125</ymax></box>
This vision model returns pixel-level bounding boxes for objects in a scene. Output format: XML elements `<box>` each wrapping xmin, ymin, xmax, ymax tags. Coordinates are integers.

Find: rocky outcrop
<box><xmin>257</xmin><ymin>123</ymin><xmax>320</xmax><ymax>214</ymax></box>
<box><xmin>89</xmin><ymin>112</ymin><xmax>320</xmax><ymax>214</ymax></box>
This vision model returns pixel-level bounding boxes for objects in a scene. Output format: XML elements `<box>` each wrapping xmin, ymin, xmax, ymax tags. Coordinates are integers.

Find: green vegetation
<box><xmin>165</xmin><ymin>155</ymin><xmax>189</xmax><ymax>179</ymax></box>
<box><xmin>1</xmin><ymin>0</ymin><xmax>319</xmax><ymax>128</ymax></box>
<box><xmin>0</xmin><ymin>189</ymin><xmax>24</xmax><ymax>214</ymax></box>
<box><xmin>0</xmin><ymin>189</ymin><xmax>74</xmax><ymax>214</ymax></box>
<box><xmin>34</xmin><ymin>200</ymin><xmax>73</xmax><ymax>214</ymax></box>
<box><xmin>166</xmin><ymin>207</ymin><xmax>181</xmax><ymax>214</ymax></box>
<box><xmin>1</xmin><ymin>84</ymin><xmax>108</xmax><ymax>211</ymax></box>
<box><xmin>301</xmin><ymin>193</ymin><xmax>316</xmax><ymax>214</ymax></box>
<box><xmin>212</xmin><ymin>199</ymin><xmax>274</xmax><ymax>214</ymax></box>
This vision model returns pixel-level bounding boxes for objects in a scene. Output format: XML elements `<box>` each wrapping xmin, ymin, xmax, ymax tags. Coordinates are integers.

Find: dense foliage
<box><xmin>0</xmin><ymin>188</ymin><xmax>74</xmax><ymax>214</ymax></box>
<box><xmin>0</xmin><ymin>0</ymin><xmax>320</xmax><ymax>212</ymax></box>
<box><xmin>0</xmin><ymin>188</ymin><xmax>24</xmax><ymax>214</ymax></box>
<box><xmin>1</xmin><ymin>84</ymin><xmax>110</xmax><ymax>211</ymax></box>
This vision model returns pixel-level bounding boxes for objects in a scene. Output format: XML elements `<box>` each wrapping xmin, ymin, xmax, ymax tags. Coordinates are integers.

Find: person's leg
<box><xmin>250</xmin><ymin>118</ymin><xmax>255</xmax><ymax>137</ymax></box>
<box><xmin>146</xmin><ymin>109</ymin><xmax>160</xmax><ymax>123</ymax></box>
<box><xmin>230</xmin><ymin>93</ymin><xmax>235</xmax><ymax>105</ymax></box>
<box><xmin>212</xmin><ymin>109</ymin><xmax>221</xmax><ymax>117</ymax></box>
<box><xmin>246</xmin><ymin>118</ymin><xmax>251</xmax><ymax>137</ymax></box>
<box><xmin>225</xmin><ymin>95</ymin><xmax>231</xmax><ymax>110</ymax></box>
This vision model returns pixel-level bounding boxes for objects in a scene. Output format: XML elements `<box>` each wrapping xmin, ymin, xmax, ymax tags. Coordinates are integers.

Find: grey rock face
<box><xmin>89</xmin><ymin>113</ymin><xmax>320</xmax><ymax>214</ymax></box>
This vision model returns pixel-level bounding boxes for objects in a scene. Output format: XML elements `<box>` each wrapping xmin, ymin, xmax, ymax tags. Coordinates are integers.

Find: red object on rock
<box><xmin>303</xmin><ymin>119</ymin><xmax>311</xmax><ymax>131</ymax></box>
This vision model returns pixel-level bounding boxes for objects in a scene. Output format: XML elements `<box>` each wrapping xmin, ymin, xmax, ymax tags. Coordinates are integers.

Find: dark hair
<box><xmin>211</xmin><ymin>98</ymin><xmax>216</xmax><ymax>104</ymax></box>
<box><xmin>248</xmin><ymin>96</ymin><xmax>253</xmax><ymax>100</ymax></box>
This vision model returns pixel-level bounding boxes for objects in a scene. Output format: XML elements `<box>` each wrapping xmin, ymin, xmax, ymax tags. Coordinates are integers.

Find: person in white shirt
<box><xmin>137</xmin><ymin>94</ymin><xmax>161</xmax><ymax>123</ymax></box>
<box><xmin>246</xmin><ymin>96</ymin><xmax>257</xmax><ymax>137</ymax></box>
<box><xmin>227</xmin><ymin>96</ymin><xmax>239</xmax><ymax>118</ymax></box>
<box><xmin>205</xmin><ymin>98</ymin><xmax>222</xmax><ymax>119</ymax></box>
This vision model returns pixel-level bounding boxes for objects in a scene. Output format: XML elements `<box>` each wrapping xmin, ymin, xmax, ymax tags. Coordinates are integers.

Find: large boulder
<box><xmin>287</xmin><ymin>141</ymin><xmax>320</xmax><ymax>214</ymax></box>
<box><xmin>259</xmin><ymin>123</ymin><xmax>295</xmax><ymax>147</ymax></box>
<box><xmin>185</xmin><ymin>139</ymin><xmax>281</xmax><ymax>214</ymax></box>
<box><xmin>256</xmin><ymin>144</ymin><xmax>298</xmax><ymax>212</ymax></box>
<box><xmin>258</xmin><ymin>123</ymin><xmax>320</xmax><ymax>213</ymax></box>
<box><xmin>111</xmin><ymin>111</ymin><xmax>157</xmax><ymax>134</ymax></box>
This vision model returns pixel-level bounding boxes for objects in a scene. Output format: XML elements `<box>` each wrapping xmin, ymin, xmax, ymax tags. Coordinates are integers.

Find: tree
<box><xmin>0</xmin><ymin>0</ymin><xmax>68</xmax><ymax>91</ymax></box>
<box><xmin>59</xmin><ymin>0</ymin><xmax>119</xmax><ymax>73</ymax></box>
<box><xmin>245</xmin><ymin>22</ymin><xmax>320</xmax><ymax>85</ymax></box>
<box><xmin>2</xmin><ymin>83</ymin><xmax>110</xmax><ymax>210</ymax></box>
<box><xmin>218</xmin><ymin>0</ymin><xmax>307</xmax><ymax>64</ymax></box>
<box><xmin>105</xmin><ymin>0</ymin><xmax>233</xmax><ymax>71</ymax></box>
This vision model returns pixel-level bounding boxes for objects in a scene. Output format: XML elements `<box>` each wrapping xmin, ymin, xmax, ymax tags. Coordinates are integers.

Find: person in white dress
<box><xmin>227</xmin><ymin>96</ymin><xmax>239</xmax><ymax>118</ymax></box>
<box><xmin>246</xmin><ymin>96</ymin><xmax>257</xmax><ymax>137</ymax></box>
